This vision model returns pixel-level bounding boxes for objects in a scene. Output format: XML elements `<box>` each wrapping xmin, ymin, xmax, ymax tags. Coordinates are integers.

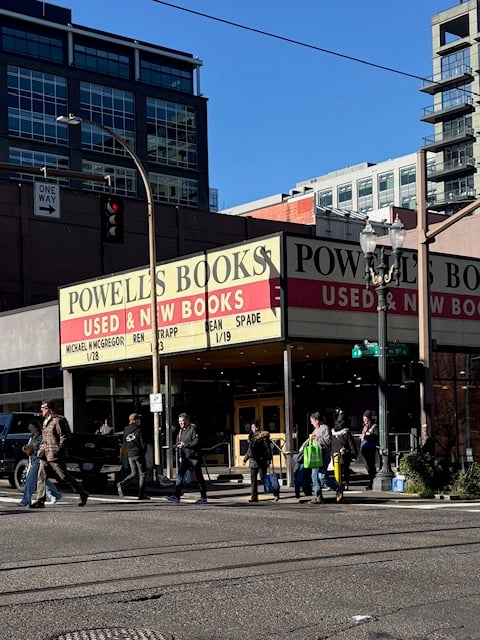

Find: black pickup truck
<box><xmin>0</xmin><ymin>412</ymin><xmax>122</xmax><ymax>492</ymax></box>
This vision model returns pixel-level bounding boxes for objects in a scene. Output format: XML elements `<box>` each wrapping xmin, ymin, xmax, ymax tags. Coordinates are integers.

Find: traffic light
<box><xmin>101</xmin><ymin>195</ymin><xmax>124</xmax><ymax>244</ymax></box>
<box><xmin>402</xmin><ymin>362</ymin><xmax>424</xmax><ymax>384</ymax></box>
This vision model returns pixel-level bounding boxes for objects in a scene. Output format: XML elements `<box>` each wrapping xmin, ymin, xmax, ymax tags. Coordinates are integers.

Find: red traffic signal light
<box><xmin>101</xmin><ymin>195</ymin><xmax>124</xmax><ymax>244</ymax></box>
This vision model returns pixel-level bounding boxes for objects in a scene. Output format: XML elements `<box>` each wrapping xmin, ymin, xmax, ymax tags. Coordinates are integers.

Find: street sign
<box><xmin>34</xmin><ymin>181</ymin><xmax>61</xmax><ymax>218</ymax></box>
<box><xmin>387</xmin><ymin>343</ymin><xmax>409</xmax><ymax>357</ymax></box>
<box><xmin>149</xmin><ymin>393</ymin><xmax>163</xmax><ymax>413</ymax></box>
<box><xmin>352</xmin><ymin>344</ymin><xmax>380</xmax><ymax>358</ymax></box>
<box><xmin>352</xmin><ymin>343</ymin><xmax>409</xmax><ymax>358</ymax></box>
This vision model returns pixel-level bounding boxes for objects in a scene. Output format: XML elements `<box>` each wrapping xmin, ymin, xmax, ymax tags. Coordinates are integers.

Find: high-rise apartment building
<box><xmin>0</xmin><ymin>0</ymin><xmax>209</xmax><ymax>209</ymax></box>
<box><xmin>421</xmin><ymin>0</ymin><xmax>480</xmax><ymax>214</ymax></box>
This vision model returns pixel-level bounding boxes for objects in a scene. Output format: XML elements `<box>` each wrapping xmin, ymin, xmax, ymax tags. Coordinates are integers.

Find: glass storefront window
<box><xmin>20</xmin><ymin>368</ymin><xmax>42</xmax><ymax>392</ymax></box>
<box><xmin>0</xmin><ymin>372</ymin><xmax>20</xmax><ymax>393</ymax></box>
<box><xmin>43</xmin><ymin>366</ymin><xmax>63</xmax><ymax>389</ymax></box>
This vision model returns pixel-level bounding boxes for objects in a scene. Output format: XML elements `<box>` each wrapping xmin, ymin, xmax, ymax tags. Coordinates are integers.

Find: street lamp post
<box><xmin>57</xmin><ymin>114</ymin><xmax>163</xmax><ymax>474</ymax></box>
<box><xmin>360</xmin><ymin>216</ymin><xmax>406</xmax><ymax>491</ymax></box>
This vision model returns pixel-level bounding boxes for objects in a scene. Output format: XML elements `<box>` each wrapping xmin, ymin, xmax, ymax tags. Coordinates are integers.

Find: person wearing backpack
<box><xmin>117</xmin><ymin>413</ymin><xmax>150</xmax><ymax>500</ymax></box>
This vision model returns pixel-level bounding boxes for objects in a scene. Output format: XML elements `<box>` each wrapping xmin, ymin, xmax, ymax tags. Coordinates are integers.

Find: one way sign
<box><xmin>34</xmin><ymin>182</ymin><xmax>61</xmax><ymax>218</ymax></box>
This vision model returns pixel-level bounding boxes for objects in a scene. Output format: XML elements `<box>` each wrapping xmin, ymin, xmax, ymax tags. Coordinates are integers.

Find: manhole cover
<box><xmin>46</xmin><ymin>629</ymin><xmax>171</xmax><ymax>640</ymax></box>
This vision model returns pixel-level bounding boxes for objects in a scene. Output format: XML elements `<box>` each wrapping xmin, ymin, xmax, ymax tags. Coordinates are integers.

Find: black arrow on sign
<box><xmin>39</xmin><ymin>205</ymin><xmax>56</xmax><ymax>214</ymax></box>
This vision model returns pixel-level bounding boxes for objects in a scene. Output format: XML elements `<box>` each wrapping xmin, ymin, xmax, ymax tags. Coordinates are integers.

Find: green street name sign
<box><xmin>352</xmin><ymin>344</ymin><xmax>380</xmax><ymax>358</ymax></box>
<box><xmin>352</xmin><ymin>343</ymin><xmax>409</xmax><ymax>359</ymax></box>
<box><xmin>387</xmin><ymin>343</ymin><xmax>409</xmax><ymax>357</ymax></box>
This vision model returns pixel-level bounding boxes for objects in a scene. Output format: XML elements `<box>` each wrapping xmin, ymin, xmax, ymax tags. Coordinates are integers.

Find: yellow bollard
<box><xmin>333</xmin><ymin>452</ymin><xmax>342</xmax><ymax>486</ymax></box>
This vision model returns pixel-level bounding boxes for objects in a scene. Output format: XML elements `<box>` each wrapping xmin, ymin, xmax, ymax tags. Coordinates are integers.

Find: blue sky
<box><xmin>65</xmin><ymin>0</ymin><xmax>456</xmax><ymax>209</ymax></box>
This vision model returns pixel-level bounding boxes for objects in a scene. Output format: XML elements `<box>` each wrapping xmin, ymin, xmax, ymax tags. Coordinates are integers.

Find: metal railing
<box><xmin>271</xmin><ymin>438</ymin><xmax>288</xmax><ymax>482</ymax></box>
<box><xmin>163</xmin><ymin>440</ymin><xmax>232</xmax><ymax>481</ymax></box>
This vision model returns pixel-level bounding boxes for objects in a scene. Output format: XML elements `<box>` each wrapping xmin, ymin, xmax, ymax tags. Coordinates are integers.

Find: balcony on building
<box><xmin>421</xmin><ymin>95</ymin><xmax>474</xmax><ymax>123</ymax></box>
<box><xmin>427</xmin><ymin>186</ymin><xmax>476</xmax><ymax>211</ymax></box>
<box><xmin>422</xmin><ymin>125</ymin><xmax>475</xmax><ymax>152</ymax></box>
<box><xmin>420</xmin><ymin>65</ymin><xmax>474</xmax><ymax>95</ymax></box>
<box><xmin>426</xmin><ymin>157</ymin><xmax>476</xmax><ymax>181</ymax></box>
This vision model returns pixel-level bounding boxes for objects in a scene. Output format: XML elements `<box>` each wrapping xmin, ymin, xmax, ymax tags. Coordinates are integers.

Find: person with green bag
<box><xmin>308</xmin><ymin>412</ymin><xmax>343</xmax><ymax>504</ymax></box>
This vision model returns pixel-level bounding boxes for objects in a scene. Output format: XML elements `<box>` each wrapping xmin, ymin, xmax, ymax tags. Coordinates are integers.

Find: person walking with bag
<box><xmin>360</xmin><ymin>410</ymin><xmax>379</xmax><ymax>490</ymax></box>
<box><xmin>309</xmin><ymin>412</ymin><xmax>343</xmax><ymax>504</ymax></box>
<box><xmin>243</xmin><ymin>419</ymin><xmax>280</xmax><ymax>503</ymax></box>
<box><xmin>19</xmin><ymin>419</ymin><xmax>62</xmax><ymax>506</ymax></box>
<box><xmin>332</xmin><ymin>408</ymin><xmax>358</xmax><ymax>491</ymax></box>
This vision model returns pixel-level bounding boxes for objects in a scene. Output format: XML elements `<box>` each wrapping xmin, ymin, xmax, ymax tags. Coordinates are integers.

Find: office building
<box><xmin>0</xmin><ymin>0</ymin><xmax>214</xmax><ymax>311</ymax></box>
<box><xmin>0</xmin><ymin>0</ymin><xmax>209</xmax><ymax>207</ymax></box>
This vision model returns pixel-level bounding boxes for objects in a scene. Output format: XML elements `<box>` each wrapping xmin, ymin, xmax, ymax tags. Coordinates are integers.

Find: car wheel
<box><xmin>14</xmin><ymin>459</ymin><xmax>29</xmax><ymax>491</ymax></box>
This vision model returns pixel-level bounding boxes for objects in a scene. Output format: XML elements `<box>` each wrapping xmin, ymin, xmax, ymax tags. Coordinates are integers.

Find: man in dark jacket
<box><xmin>243</xmin><ymin>420</ymin><xmax>279</xmax><ymax>502</ymax></box>
<box><xmin>29</xmin><ymin>400</ymin><xmax>88</xmax><ymax>508</ymax></box>
<box><xmin>332</xmin><ymin>407</ymin><xmax>358</xmax><ymax>491</ymax></box>
<box><xmin>166</xmin><ymin>413</ymin><xmax>208</xmax><ymax>504</ymax></box>
<box><xmin>117</xmin><ymin>413</ymin><xmax>149</xmax><ymax>500</ymax></box>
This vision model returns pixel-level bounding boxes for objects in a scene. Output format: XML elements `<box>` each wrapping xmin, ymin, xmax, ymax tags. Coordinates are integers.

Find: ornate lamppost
<box><xmin>359</xmin><ymin>215</ymin><xmax>406</xmax><ymax>490</ymax></box>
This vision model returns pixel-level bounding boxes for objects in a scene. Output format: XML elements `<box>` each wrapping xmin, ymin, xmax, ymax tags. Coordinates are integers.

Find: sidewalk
<box><xmin>142</xmin><ymin>466</ymin><xmax>438</xmax><ymax>505</ymax></box>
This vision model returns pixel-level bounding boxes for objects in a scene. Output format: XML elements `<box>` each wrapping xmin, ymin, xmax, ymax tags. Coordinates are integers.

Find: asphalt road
<box><xmin>1</xmin><ymin>481</ymin><xmax>480</xmax><ymax>640</ymax></box>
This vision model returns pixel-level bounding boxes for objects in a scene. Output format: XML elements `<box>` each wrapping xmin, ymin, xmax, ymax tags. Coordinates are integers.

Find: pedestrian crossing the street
<box><xmin>1</xmin><ymin>489</ymin><xmax>480</xmax><ymax>511</ymax></box>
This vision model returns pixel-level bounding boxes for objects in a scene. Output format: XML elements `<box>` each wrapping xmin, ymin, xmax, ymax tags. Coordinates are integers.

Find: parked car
<box><xmin>0</xmin><ymin>412</ymin><xmax>122</xmax><ymax>492</ymax></box>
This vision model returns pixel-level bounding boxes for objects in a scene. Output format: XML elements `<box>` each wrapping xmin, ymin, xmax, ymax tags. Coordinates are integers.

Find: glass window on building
<box><xmin>442</xmin><ymin>86</ymin><xmax>470</xmax><ymax>110</ymax></box>
<box><xmin>400</xmin><ymin>165</ymin><xmax>416</xmax><ymax>209</ymax></box>
<box><xmin>209</xmin><ymin>188</ymin><xmax>218</xmax><ymax>212</ymax></box>
<box><xmin>318</xmin><ymin>189</ymin><xmax>333</xmax><ymax>208</ymax></box>
<box><xmin>9</xmin><ymin>148</ymin><xmax>69</xmax><ymax>184</ymax></box>
<box><xmin>79</xmin><ymin>83</ymin><xmax>135</xmax><ymax>156</ymax></box>
<box><xmin>1</xmin><ymin>25</ymin><xmax>64</xmax><ymax>63</ymax></box>
<box><xmin>337</xmin><ymin>183</ymin><xmax>352</xmax><ymax>208</ymax></box>
<box><xmin>140</xmin><ymin>57</ymin><xmax>194</xmax><ymax>93</ymax></box>
<box><xmin>74</xmin><ymin>42</ymin><xmax>130</xmax><ymax>79</ymax></box>
<box><xmin>401</xmin><ymin>194</ymin><xmax>416</xmax><ymax>209</ymax></box>
<box><xmin>357</xmin><ymin>178</ymin><xmax>373</xmax><ymax>213</ymax></box>
<box><xmin>149</xmin><ymin>172</ymin><xmax>199</xmax><ymax>207</ymax></box>
<box><xmin>444</xmin><ymin>143</ymin><xmax>473</xmax><ymax>170</ymax></box>
<box><xmin>20</xmin><ymin>369</ymin><xmax>43</xmax><ymax>392</ymax></box>
<box><xmin>445</xmin><ymin>175</ymin><xmax>474</xmax><ymax>200</ymax></box>
<box><xmin>7</xmin><ymin>66</ymin><xmax>68</xmax><ymax>144</ymax></box>
<box><xmin>43</xmin><ymin>366</ymin><xmax>63</xmax><ymax>389</ymax></box>
<box><xmin>82</xmin><ymin>160</ymin><xmax>137</xmax><ymax>197</ymax></box>
<box><xmin>0</xmin><ymin>371</ymin><xmax>19</xmax><ymax>394</ymax></box>
<box><xmin>85</xmin><ymin>371</ymin><xmax>152</xmax><ymax>433</ymax></box>
<box><xmin>146</xmin><ymin>98</ymin><xmax>197</xmax><ymax>169</ymax></box>
<box><xmin>443</xmin><ymin>115</ymin><xmax>471</xmax><ymax>140</ymax></box>
<box><xmin>441</xmin><ymin>49</ymin><xmax>470</xmax><ymax>80</ymax></box>
<box><xmin>378</xmin><ymin>171</ymin><xmax>394</xmax><ymax>208</ymax></box>
<box><xmin>0</xmin><ymin>365</ymin><xmax>63</xmax><ymax>414</ymax></box>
